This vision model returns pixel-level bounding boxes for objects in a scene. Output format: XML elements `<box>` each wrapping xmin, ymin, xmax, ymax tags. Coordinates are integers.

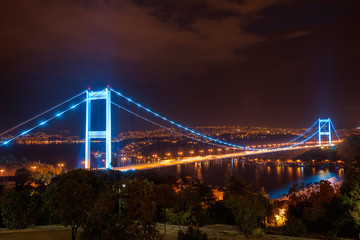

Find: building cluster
<box><xmin>114</xmin><ymin>128</ymin><xmax>183</xmax><ymax>141</ymax></box>
<box><xmin>195</xmin><ymin>126</ymin><xmax>303</xmax><ymax>140</ymax></box>
<box><xmin>1</xmin><ymin>125</ymin><xmax>351</xmax><ymax>150</ymax></box>
<box><xmin>1</xmin><ymin>132</ymin><xmax>82</xmax><ymax>145</ymax></box>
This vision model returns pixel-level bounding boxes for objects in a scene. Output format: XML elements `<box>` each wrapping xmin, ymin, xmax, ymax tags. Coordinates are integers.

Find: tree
<box><xmin>339</xmin><ymin>173</ymin><xmax>360</xmax><ymax>230</ymax></box>
<box><xmin>178</xmin><ymin>225</ymin><xmax>208</xmax><ymax>240</ymax></box>
<box><xmin>30</xmin><ymin>163</ymin><xmax>61</xmax><ymax>186</ymax></box>
<box><xmin>337</xmin><ymin>135</ymin><xmax>360</xmax><ymax>170</ymax></box>
<box><xmin>153</xmin><ymin>183</ymin><xmax>176</xmax><ymax>227</ymax></box>
<box><xmin>324</xmin><ymin>197</ymin><xmax>349</xmax><ymax>237</ymax></box>
<box><xmin>164</xmin><ymin>208</ymin><xmax>194</xmax><ymax>226</ymax></box>
<box><xmin>323</xmin><ymin>173</ymin><xmax>360</xmax><ymax>237</ymax></box>
<box><xmin>47</xmin><ymin>169</ymin><xmax>104</xmax><ymax>240</ymax></box>
<box><xmin>81</xmin><ymin>187</ymin><xmax>120</xmax><ymax>240</ymax></box>
<box><xmin>120</xmin><ymin>178</ymin><xmax>162</xmax><ymax>240</ymax></box>
<box><xmin>0</xmin><ymin>189</ymin><xmax>41</xmax><ymax>229</ymax></box>
<box><xmin>308</xmin><ymin>180</ymin><xmax>337</xmax><ymax>209</ymax></box>
<box><xmin>283</xmin><ymin>217</ymin><xmax>307</xmax><ymax>237</ymax></box>
<box><xmin>173</xmin><ymin>178</ymin><xmax>215</xmax><ymax>225</ymax></box>
<box><xmin>15</xmin><ymin>168</ymin><xmax>31</xmax><ymax>189</ymax></box>
<box><xmin>286</xmin><ymin>183</ymin><xmax>312</xmax><ymax>219</ymax></box>
<box><xmin>111</xmin><ymin>156</ymin><xmax>118</xmax><ymax>168</ymax></box>
<box><xmin>153</xmin><ymin>184</ymin><xmax>176</xmax><ymax>210</ymax></box>
<box><xmin>225</xmin><ymin>193</ymin><xmax>272</xmax><ymax>237</ymax></box>
<box><xmin>208</xmin><ymin>201</ymin><xmax>235</xmax><ymax>225</ymax></box>
<box><xmin>82</xmin><ymin>179</ymin><xmax>166</xmax><ymax>240</ymax></box>
<box><xmin>225</xmin><ymin>175</ymin><xmax>252</xmax><ymax>197</ymax></box>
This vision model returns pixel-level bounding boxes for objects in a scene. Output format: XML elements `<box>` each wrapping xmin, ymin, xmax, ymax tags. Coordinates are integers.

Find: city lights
<box><xmin>0</xmin><ymin>3</ymin><xmax>355</xmax><ymax>238</ymax></box>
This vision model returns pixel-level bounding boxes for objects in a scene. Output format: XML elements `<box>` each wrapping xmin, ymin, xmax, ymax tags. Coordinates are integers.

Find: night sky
<box><xmin>1</xmin><ymin>0</ymin><xmax>360</xmax><ymax>135</ymax></box>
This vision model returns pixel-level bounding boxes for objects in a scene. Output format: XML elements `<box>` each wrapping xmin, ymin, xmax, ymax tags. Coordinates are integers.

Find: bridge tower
<box><xmin>85</xmin><ymin>88</ymin><xmax>112</xmax><ymax>170</ymax></box>
<box><xmin>318</xmin><ymin>118</ymin><xmax>332</xmax><ymax>146</ymax></box>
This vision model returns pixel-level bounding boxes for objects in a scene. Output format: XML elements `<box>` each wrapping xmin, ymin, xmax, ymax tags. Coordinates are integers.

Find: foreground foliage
<box><xmin>225</xmin><ymin>193</ymin><xmax>272</xmax><ymax>236</ymax></box>
<box><xmin>283</xmin><ymin>218</ymin><xmax>307</xmax><ymax>237</ymax></box>
<box><xmin>2</xmin><ymin>143</ymin><xmax>360</xmax><ymax>240</ymax></box>
<box><xmin>47</xmin><ymin>169</ymin><xmax>104</xmax><ymax>240</ymax></box>
<box><xmin>224</xmin><ymin>175</ymin><xmax>272</xmax><ymax>237</ymax></box>
<box><xmin>0</xmin><ymin>188</ymin><xmax>40</xmax><ymax>229</ymax></box>
<box><xmin>178</xmin><ymin>225</ymin><xmax>208</xmax><ymax>240</ymax></box>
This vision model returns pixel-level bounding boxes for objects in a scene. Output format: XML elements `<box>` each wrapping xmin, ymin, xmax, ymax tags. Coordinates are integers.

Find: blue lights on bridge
<box><xmin>110</xmin><ymin>87</ymin><xmax>340</xmax><ymax>151</ymax></box>
<box><xmin>21</xmin><ymin>130</ymin><xmax>30</xmax><ymax>135</ymax></box>
<box><xmin>0</xmin><ymin>87</ymin><xmax>342</xmax><ymax>170</ymax></box>
<box><xmin>111</xmin><ymin>88</ymin><xmax>258</xmax><ymax>150</ymax></box>
<box><xmin>0</xmin><ymin>97</ymin><xmax>87</xmax><ymax>147</ymax></box>
<box><xmin>289</xmin><ymin>120</ymin><xmax>319</xmax><ymax>143</ymax></box>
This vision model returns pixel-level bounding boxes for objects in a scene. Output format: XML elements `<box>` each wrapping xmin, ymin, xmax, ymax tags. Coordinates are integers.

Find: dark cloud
<box><xmin>0</xmin><ymin>0</ymin><xmax>359</xmax><ymax>131</ymax></box>
<box><xmin>279</xmin><ymin>30</ymin><xmax>312</xmax><ymax>40</ymax></box>
<box><xmin>0</xmin><ymin>0</ymin><xmax>277</xmax><ymax>79</ymax></box>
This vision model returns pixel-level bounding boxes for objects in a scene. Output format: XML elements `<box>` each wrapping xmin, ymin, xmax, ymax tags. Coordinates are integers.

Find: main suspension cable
<box><xmin>111</xmin><ymin>102</ymin><xmax>238</xmax><ymax>150</ymax></box>
<box><xmin>0</xmin><ymin>90</ymin><xmax>86</xmax><ymax>137</ymax></box>
<box><xmin>111</xmin><ymin>88</ymin><xmax>258</xmax><ymax>150</ymax></box>
<box><xmin>289</xmin><ymin>120</ymin><xmax>319</xmax><ymax>143</ymax></box>
<box><xmin>111</xmin><ymin>88</ymin><xmax>327</xmax><ymax>151</ymax></box>
<box><xmin>1</xmin><ymin>89</ymin><xmax>106</xmax><ymax>147</ymax></box>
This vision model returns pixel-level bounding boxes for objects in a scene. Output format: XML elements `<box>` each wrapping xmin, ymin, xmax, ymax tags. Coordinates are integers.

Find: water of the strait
<box><xmin>0</xmin><ymin>143</ymin><xmax>343</xmax><ymax>199</ymax></box>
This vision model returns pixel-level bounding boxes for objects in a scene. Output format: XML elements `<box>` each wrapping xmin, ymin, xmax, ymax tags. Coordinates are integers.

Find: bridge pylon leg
<box><xmin>85</xmin><ymin>87</ymin><xmax>112</xmax><ymax>170</ymax></box>
<box><xmin>318</xmin><ymin>118</ymin><xmax>332</xmax><ymax>146</ymax></box>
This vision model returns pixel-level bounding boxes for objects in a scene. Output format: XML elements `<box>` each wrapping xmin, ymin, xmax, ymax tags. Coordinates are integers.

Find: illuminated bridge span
<box><xmin>0</xmin><ymin>87</ymin><xmax>341</xmax><ymax>170</ymax></box>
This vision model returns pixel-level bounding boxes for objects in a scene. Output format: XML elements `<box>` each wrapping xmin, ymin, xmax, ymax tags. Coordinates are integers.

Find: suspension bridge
<box><xmin>0</xmin><ymin>87</ymin><xmax>341</xmax><ymax>171</ymax></box>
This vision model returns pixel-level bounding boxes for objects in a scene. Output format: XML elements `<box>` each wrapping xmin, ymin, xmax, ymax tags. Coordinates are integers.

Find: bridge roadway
<box><xmin>111</xmin><ymin>143</ymin><xmax>336</xmax><ymax>172</ymax></box>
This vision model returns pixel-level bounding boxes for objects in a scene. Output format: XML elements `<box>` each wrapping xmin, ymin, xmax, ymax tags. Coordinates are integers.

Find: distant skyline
<box><xmin>1</xmin><ymin>0</ymin><xmax>360</xmax><ymax>134</ymax></box>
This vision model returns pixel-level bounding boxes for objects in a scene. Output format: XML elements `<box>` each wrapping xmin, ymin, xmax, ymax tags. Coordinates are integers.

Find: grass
<box><xmin>0</xmin><ymin>226</ymin><xmax>80</xmax><ymax>240</ymax></box>
<box><xmin>0</xmin><ymin>224</ymin><xmax>352</xmax><ymax>240</ymax></box>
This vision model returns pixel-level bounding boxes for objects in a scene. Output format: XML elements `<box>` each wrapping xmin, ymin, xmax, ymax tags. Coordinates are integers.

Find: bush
<box><xmin>178</xmin><ymin>225</ymin><xmax>208</xmax><ymax>240</ymax></box>
<box><xmin>283</xmin><ymin>218</ymin><xmax>307</xmax><ymax>237</ymax></box>
<box><xmin>225</xmin><ymin>193</ymin><xmax>272</xmax><ymax>237</ymax></box>
<box><xmin>0</xmin><ymin>189</ymin><xmax>40</xmax><ymax>229</ymax></box>
<box><xmin>252</xmin><ymin>228</ymin><xmax>265</xmax><ymax>237</ymax></box>
<box><xmin>165</xmin><ymin>208</ymin><xmax>195</xmax><ymax>226</ymax></box>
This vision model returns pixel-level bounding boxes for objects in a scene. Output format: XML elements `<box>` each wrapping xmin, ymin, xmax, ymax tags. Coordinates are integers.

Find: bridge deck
<box><xmin>110</xmin><ymin>144</ymin><xmax>334</xmax><ymax>172</ymax></box>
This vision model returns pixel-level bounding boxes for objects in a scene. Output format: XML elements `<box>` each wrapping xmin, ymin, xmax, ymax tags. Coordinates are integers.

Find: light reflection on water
<box><xmin>153</xmin><ymin>158</ymin><xmax>343</xmax><ymax>199</ymax></box>
<box><xmin>0</xmin><ymin>144</ymin><xmax>343</xmax><ymax>199</ymax></box>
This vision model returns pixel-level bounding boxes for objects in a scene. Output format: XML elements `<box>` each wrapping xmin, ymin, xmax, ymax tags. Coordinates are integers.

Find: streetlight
<box><xmin>58</xmin><ymin>163</ymin><xmax>64</xmax><ymax>171</ymax></box>
<box><xmin>0</xmin><ymin>169</ymin><xmax>4</xmax><ymax>177</ymax></box>
<box><xmin>113</xmin><ymin>183</ymin><xmax>126</xmax><ymax>219</ymax></box>
<box><xmin>152</xmin><ymin>154</ymin><xmax>158</xmax><ymax>162</ymax></box>
<box><xmin>31</xmin><ymin>166</ymin><xmax>37</xmax><ymax>172</ymax></box>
